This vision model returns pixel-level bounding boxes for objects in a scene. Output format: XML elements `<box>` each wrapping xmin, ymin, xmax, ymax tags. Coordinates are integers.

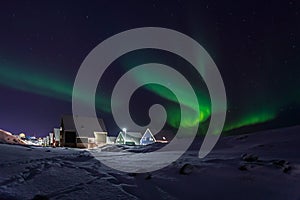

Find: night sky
<box><xmin>0</xmin><ymin>0</ymin><xmax>299</xmax><ymax>137</ymax></box>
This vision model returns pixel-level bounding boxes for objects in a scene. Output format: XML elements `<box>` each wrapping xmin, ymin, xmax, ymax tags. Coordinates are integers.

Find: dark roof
<box><xmin>61</xmin><ymin>115</ymin><xmax>107</xmax><ymax>138</ymax></box>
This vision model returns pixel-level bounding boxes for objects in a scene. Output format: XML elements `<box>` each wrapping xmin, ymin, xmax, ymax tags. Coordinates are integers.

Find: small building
<box><xmin>49</xmin><ymin>133</ymin><xmax>54</xmax><ymax>146</ymax></box>
<box><xmin>140</xmin><ymin>128</ymin><xmax>156</xmax><ymax>145</ymax></box>
<box><xmin>19</xmin><ymin>133</ymin><xmax>26</xmax><ymax>140</ymax></box>
<box><xmin>107</xmin><ymin>136</ymin><xmax>117</xmax><ymax>144</ymax></box>
<box><xmin>109</xmin><ymin>128</ymin><xmax>174</xmax><ymax>146</ymax></box>
<box><xmin>116</xmin><ymin>131</ymin><xmax>143</xmax><ymax>145</ymax></box>
<box><xmin>53</xmin><ymin>128</ymin><xmax>60</xmax><ymax>147</ymax></box>
<box><xmin>116</xmin><ymin>132</ymin><xmax>125</xmax><ymax>144</ymax></box>
<box><xmin>46</xmin><ymin>136</ymin><xmax>50</xmax><ymax>146</ymax></box>
<box><xmin>60</xmin><ymin>115</ymin><xmax>107</xmax><ymax>148</ymax></box>
<box><xmin>94</xmin><ymin>131</ymin><xmax>107</xmax><ymax>147</ymax></box>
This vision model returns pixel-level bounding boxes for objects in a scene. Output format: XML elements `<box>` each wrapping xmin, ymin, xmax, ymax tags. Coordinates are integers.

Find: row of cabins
<box><xmin>58</xmin><ymin>115</ymin><xmax>109</xmax><ymax>148</ymax></box>
<box><xmin>54</xmin><ymin>115</ymin><xmax>171</xmax><ymax>148</ymax></box>
<box><xmin>116</xmin><ymin>129</ymin><xmax>156</xmax><ymax>146</ymax></box>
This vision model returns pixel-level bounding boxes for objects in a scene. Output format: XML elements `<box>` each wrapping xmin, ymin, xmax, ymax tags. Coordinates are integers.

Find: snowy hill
<box><xmin>0</xmin><ymin>126</ymin><xmax>300</xmax><ymax>200</ymax></box>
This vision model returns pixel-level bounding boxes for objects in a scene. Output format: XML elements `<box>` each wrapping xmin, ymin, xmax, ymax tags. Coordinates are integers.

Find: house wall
<box><xmin>116</xmin><ymin>133</ymin><xmax>124</xmax><ymax>144</ymax></box>
<box><xmin>63</xmin><ymin>131</ymin><xmax>76</xmax><ymax>147</ymax></box>
<box><xmin>94</xmin><ymin>132</ymin><xmax>107</xmax><ymax>146</ymax></box>
<box><xmin>54</xmin><ymin>128</ymin><xmax>60</xmax><ymax>142</ymax></box>
<box><xmin>140</xmin><ymin>136</ymin><xmax>155</xmax><ymax>145</ymax></box>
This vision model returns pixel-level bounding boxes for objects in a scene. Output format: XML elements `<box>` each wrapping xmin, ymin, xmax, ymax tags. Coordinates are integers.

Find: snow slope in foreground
<box><xmin>0</xmin><ymin>126</ymin><xmax>300</xmax><ymax>200</ymax></box>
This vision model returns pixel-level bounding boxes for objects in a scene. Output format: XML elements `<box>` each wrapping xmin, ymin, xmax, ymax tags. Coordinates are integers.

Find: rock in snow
<box><xmin>241</xmin><ymin>153</ymin><xmax>259</xmax><ymax>162</ymax></box>
<box><xmin>179</xmin><ymin>164</ymin><xmax>194</xmax><ymax>175</ymax></box>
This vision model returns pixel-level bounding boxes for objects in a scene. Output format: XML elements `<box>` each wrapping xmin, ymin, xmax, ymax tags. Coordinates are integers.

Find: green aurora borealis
<box><xmin>0</xmin><ymin>62</ymin><xmax>292</xmax><ymax>134</ymax></box>
<box><xmin>142</xmin><ymin>80</ymin><xmax>278</xmax><ymax>132</ymax></box>
<box><xmin>0</xmin><ymin>63</ymin><xmax>111</xmax><ymax>112</ymax></box>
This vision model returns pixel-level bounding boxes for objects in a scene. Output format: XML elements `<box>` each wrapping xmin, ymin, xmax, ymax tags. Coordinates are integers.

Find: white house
<box><xmin>140</xmin><ymin>128</ymin><xmax>156</xmax><ymax>145</ymax></box>
<box><xmin>116</xmin><ymin>131</ymin><xmax>143</xmax><ymax>145</ymax></box>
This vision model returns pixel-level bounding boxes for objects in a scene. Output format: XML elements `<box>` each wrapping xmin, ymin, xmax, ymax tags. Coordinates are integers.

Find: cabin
<box><xmin>53</xmin><ymin>128</ymin><xmax>60</xmax><ymax>146</ymax></box>
<box><xmin>49</xmin><ymin>133</ymin><xmax>54</xmax><ymax>146</ymax></box>
<box><xmin>116</xmin><ymin>131</ymin><xmax>143</xmax><ymax>145</ymax></box>
<box><xmin>116</xmin><ymin>132</ymin><xmax>125</xmax><ymax>144</ymax></box>
<box><xmin>140</xmin><ymin>128</ymin><xmax>156</xmax><ymax>145</ymax></box>
<box><xmin>107</xmin><ymin>136</ymin><xmax>117</xmax><ymax>144</ymax></box>
<box><xmin>94</xmin><ymin>131</ymin><xmax>107</xmax><ymax>147</ymax></box>
<box><xmin>113</xmin><ymin>128</ymin><xmax>174</xmax><ymax>146</ymax></box>
<box><xmin>60</xmin><ymin>115</ymin><xmax>107</xmax><ymax>148</ymax></box>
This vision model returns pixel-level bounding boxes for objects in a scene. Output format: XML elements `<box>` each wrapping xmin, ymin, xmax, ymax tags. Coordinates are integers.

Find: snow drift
<box><xmin>0</xmin><ymin>129</ymin><xmax>26</xmax><ymax>145</ymax></box>
<box><xmin>0</xmin><ymin>126</ymin><xmax>300</xmax><ymax>200</ymax></box>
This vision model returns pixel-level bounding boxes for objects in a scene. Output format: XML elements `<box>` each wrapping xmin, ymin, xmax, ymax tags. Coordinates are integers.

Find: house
<box><xmin>53</xmin><ymin>128</ymin><xmax>60</xmax><ymax>147</ymax></box>
<box><xmin>49</xmin><ymin>133</ymin><xmax>54</xmax><ymax>146</ymax></box>
<box><xmin>140</xmin><ymin>128</ymin><xmax>156</xmax><ymax>145</ymax></box>
<box><xmin>114</xmin><ymin>128</ymin><xmax>175</xmax><ymax>146</ymax></box>
<box><xmin>60</xmin><ymin>115</ymin><xmax>107</xmax><ymax>148</ymax></box>
<box><xmin>116</xmin><ymin>132</ymin><xmax>125</xmax><ymax>144</ymax></box>
<box><xmin>46</xmin><ymin>136</ymin><xmax>50</xmax><ymax>146</ymax></box>
<box><xmin>94</xmin><ymin>131</ymin><xmax>107</xmax><ymax>147</ymax></box>
<box><xmin>116</xmin><ymin>131</ymin><xmax>143</xmax><ymax>145</ymax></box>
<box><xmin>107</xmin><ymin>136</ymin><xmax>117</xmax><ymax>144</ymax></box>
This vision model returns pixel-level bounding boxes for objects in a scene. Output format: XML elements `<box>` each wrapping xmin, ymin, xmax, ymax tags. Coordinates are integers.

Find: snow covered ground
<box><xmin>0</xmin><ymin>126</ymin><xmax>300</xmax><ymax>200</ymax></box>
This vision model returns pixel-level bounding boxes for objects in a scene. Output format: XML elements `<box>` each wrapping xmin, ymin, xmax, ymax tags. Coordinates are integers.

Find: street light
<box><xmin>122</xmin><ymin>128</ymin><xmax>127</xmax><ymax>144</ymax></box>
